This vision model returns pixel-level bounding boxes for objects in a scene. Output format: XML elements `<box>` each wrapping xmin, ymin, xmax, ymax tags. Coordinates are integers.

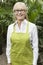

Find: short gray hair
<box><xmin>13</xmin><ymin>2</ymin><xmax>27</xmax><ymax>11</ymax></box>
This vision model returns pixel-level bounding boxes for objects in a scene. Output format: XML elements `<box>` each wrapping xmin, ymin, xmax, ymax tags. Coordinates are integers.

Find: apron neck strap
<box><xmin>13</xmin><ymin>22</ymin><xmax>29</xmax><ymax>33</ymax></box>
<box><xmin>26</xmin><ymin>22</ymin><xmax>29</xmax><ymax>33</ymax></box>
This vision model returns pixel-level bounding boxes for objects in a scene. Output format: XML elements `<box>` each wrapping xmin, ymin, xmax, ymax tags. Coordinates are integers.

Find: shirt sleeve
<box><xmin>6</xmin><ymin>25</ymin><xmax>12</xmax><ymax>63</ymax></box>
<box><xmin>31</xmin><ymin>24</ymin><xmax>39</xmax><ymax>65</ymax></box>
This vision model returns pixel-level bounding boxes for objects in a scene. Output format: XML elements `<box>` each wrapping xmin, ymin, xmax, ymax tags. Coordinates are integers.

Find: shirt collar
<box><xmin>15</xmin><ymin>19</ymin><xmax>28</xmax><ymax>25</ymax></box>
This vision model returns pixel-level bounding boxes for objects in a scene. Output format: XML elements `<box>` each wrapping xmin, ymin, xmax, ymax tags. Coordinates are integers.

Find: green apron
<box><xmin>10</xmin><ymin>22</ymin><xmax>33</xmax><ymax>65</ymax></box>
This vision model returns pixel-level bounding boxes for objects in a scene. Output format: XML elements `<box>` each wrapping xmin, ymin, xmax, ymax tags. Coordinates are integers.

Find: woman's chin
<box><xmin>17</xmin><ymin>18</ymin><xmax>24</xmax><ymax>21</ymax></box>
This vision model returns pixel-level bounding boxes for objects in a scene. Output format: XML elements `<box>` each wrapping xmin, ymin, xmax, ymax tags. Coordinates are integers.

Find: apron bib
<box><xmin>10</xmin><ymin>22</ymin><xmax>33</xmax><ymax>65</ymax></box>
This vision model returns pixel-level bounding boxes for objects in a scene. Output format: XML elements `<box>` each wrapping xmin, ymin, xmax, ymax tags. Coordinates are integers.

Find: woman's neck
<box><xmin>17</xmin><ymin>19</ymin><xmax>24</xmax><ymax>29</ymax></box>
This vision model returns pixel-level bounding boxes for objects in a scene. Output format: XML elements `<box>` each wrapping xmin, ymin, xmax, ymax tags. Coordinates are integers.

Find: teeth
<box><xmin>18</xmin><ymin>15</ymin><xmax>22</xmax><ymax>16</ymax></box>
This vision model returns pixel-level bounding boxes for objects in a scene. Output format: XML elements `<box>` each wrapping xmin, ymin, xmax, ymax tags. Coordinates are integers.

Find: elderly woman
<box><xmin>6</xmin><ymin>2</ymin><xmax>38</xmax><ymax>65</ymax></box>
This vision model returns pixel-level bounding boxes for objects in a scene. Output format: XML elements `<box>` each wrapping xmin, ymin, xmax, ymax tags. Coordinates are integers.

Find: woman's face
<box><xmin>14</xmin><ymin>9</ymin><xmax>26</xmax><ymax>21</ymax></box>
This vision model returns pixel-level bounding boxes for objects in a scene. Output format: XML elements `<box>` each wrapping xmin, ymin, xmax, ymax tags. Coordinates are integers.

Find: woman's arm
<box><xmin>6</xmin><ymin>25</ymin><xmax>12</xmax><ymax>64</ymax></box>
<box><xmin>31</xmin><ymin>24</ymin><xmax>39</xmax><ymax>65</ymax></box>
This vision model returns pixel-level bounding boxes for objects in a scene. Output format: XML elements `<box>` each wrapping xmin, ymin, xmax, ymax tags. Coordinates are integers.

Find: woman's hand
<box><xmin>7</xmin><ymin>63</ymin><xmax>11</xmax><ymax>65</ymax></box>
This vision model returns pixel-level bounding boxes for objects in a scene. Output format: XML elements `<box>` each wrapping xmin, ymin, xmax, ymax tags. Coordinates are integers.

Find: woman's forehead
<box><xmin>13</xmin><ymin>2</ymin><xmax>27</xmax><ymax>10</ymax></box>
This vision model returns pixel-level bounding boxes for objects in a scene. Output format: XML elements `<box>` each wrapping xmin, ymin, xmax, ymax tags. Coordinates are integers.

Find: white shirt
<box><xmin>6</xmin><ymin>19</ymin><xmax>39</xmax><ymax>65</ymax></box>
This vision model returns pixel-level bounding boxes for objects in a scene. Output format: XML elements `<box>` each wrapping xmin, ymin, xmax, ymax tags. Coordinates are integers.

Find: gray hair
<box><xmin>13</xmin><ymin>2</ymin><xmax>27</xmax><ymax>11</ymax></box>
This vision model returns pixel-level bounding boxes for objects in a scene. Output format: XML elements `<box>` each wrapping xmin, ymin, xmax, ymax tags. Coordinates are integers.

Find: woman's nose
<box><xmin>18</xmin><ymin>11</ymin><xmax>21</xmax><ymax>14</ymax></box>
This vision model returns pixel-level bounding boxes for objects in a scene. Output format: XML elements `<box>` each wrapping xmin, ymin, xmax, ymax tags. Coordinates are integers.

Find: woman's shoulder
<box><xmin>28</xmin><ymin>21</ymin><xmax>37</xmax><ymax>29</ymax></box>
<box><xmin>25</xmin><ymin>19</ymin><xmax>37</xmax><ymax>29</ymax></box>
<box><xmin>8</xmin><ymin>23</ymin><xmax>14</xmax><ymax>28</ymax></box>
<box><xmin>8</xmin><ymin>21</ymin><xmax>17</xmax><ymax>28</ymax></box>
<box><xmin>7</xmin><ymin>23</ymin><xmax>15</xmax><ymax>31</ymax></box>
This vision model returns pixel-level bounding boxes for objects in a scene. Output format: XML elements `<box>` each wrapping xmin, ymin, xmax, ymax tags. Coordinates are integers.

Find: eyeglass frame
<box><xmin>13</xmin><ymin>9</ymin><xmax>26</xmax><ymax>13</ymax></box>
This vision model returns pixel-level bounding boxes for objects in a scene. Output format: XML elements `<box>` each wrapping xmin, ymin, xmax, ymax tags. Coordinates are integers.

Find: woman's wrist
<box><xmin>7</xmin><ymin>63</ymin><xmax>11</xmax><ymax>65</ymax></box>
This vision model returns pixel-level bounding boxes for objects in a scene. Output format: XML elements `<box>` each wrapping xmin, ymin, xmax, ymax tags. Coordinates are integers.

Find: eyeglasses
<box><xmin>13</xmin><ymin>9</ymin><xmax>26</xmax><ymax>13</ymax></box>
